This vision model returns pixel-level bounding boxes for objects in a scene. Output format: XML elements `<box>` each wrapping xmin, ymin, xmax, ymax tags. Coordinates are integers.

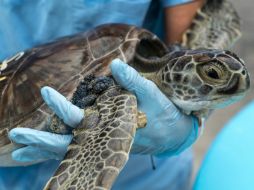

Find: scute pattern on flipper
<box><xmin>182</xmin><ymin>0</ymin><xmax>241</xmax><ymax>49</ymax></box>
<box><xmin>0</xmin><ymin>129</ymin><xmax>11</xmax><ymax>151</ymax></box>
<box><xmin>44</xmin><ymin>87</ymin><xmax>137</xmax><ymax>190</ymax></box>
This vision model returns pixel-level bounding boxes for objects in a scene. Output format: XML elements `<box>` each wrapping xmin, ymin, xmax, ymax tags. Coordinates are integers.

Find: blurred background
<box><xmin>193</xmin><ymin>0</ymin><xmax>254</xmax><ymax>177</ymax></box>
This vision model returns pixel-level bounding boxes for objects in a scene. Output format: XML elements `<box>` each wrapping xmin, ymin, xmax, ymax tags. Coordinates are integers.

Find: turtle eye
<box><xmin>206</xmin><ymin>67</ymin><xmax>220</xmax><ymax>79</ymax></box>
<box><xmin>203</xmin><ymin>61</ymin><xmax>225</xmax><ymax>81</ymax></box>
<box><xmin>197</xmin><ymin>61</ymin><xmax>229</xmax><ymax>85</ymax></box>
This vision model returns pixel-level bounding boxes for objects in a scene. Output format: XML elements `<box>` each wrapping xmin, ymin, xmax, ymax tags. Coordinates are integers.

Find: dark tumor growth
<box><xmin>72</xmin><ymin>75</ymin><xmax>115</xmax><ymax>108</ymax></box>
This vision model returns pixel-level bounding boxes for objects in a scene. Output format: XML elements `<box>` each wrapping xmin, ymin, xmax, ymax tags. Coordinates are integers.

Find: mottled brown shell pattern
<box><xmin>0</xmin><ymin>24</ymin><xmax>167</xmax><ymax>132</ymax></box>
<box><xmin>0</xmin><ymin>24</ymin><xmax>168</xmax><ymax>168</ymax></box>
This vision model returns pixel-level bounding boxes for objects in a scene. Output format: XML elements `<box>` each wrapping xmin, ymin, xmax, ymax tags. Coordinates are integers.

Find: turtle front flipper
<box><xmin>44</xmin><ymin>87</ymin><xmax>138</xmax><ymax>190</ymax></box>
<box><xmin>182</xmin><ymin>0</ymin><xmax>241</xmax><ymax>49</ymax></box>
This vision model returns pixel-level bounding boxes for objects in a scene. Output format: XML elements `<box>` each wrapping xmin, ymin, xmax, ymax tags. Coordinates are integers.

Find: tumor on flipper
<box><xmin>72</xmin><ymin>75</ymin><xmax>115</xmax><ymax>108</ymax></box>
<box><xmin>90</xmin><ymin>77</ymin><xmax>114</xmax><ymax>94</ymax></box>
<box><xmin>47</xmin><ymin>75</ymin><xmax>114</xmax><ymax>134</ymax></box>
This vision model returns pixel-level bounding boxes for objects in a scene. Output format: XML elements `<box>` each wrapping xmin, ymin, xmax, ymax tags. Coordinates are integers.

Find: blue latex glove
<box><xmin>9</xmin><ymin>59</ymin><xmax>198</xmax><ymax>162</ymax></box>
<box><xmin>9</xmin><ymin>88</ymin><xmax>84</xmax><ymax>162</ymax></box>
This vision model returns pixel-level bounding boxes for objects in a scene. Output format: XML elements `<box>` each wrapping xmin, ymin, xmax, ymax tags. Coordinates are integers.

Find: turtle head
<box><xmin>157</xmin><ymin>49</ymin><xmax>250</xmax><ymax>112</ymax></box>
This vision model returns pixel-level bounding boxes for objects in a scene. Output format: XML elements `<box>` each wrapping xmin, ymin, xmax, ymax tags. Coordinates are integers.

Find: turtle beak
<box><xmin>217</xmin><ymin>71</ymin><xmax>250</xmax><ymax>96</ymax></box>
<box><xmin>245</xmin><ymin>71</ymin><xmax>251</xmax><ymax>90</ymax></box>
<box><xmin>236</xmin><ymin>69</ymin><xmax>250</xmax><ymax>95</ymax></box>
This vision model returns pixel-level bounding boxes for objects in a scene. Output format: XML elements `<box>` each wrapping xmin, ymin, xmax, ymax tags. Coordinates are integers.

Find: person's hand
<box><xmin>111</xmin><ymin>59</ymin><xmax>199</xmax><ymax>156</ymax></box>
<box><xmin>9</xmin><ymin>87</ymin><xmax>84</xmax><ymax>162</ymax></box>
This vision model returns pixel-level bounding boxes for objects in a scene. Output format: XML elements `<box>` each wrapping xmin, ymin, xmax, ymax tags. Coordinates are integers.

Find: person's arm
<box><xmin>164</xmin><ymin>0</ymin><xmax>205</xmax><ymax>44</ymax></box>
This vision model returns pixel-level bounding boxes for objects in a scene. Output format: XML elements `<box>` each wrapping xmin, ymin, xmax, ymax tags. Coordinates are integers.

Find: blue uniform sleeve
<box><xmin>160</xmin><ymin>0</ymin><xmax>193</xmax><ymax>7</ymax></box>
<box><xmin>112</xmin><ymin>149</ymin><xmax>193</xmax><ymax>190</ymax></box>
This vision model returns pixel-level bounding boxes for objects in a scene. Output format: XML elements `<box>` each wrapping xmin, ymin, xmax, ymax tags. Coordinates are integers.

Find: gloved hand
<box><xmin>9</xmin><ymin>58</ymin><xmax>199</xmax><ymax>162</ymax></box>
<box><xmin>111</xmin><ymin>59</ymin><xmax>199</xmax><ymax>156</ymax></box>
<box><xmin>9</xmin><ymin>87</ymin><xmax>84</xmax><ymax>162</ymax></box>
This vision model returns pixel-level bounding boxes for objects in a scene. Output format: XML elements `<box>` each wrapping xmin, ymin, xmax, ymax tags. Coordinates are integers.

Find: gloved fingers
<box><xmin>9</xmin><ymin>128</ymin><xmax>72</xmax><ymax>154</ymax></box>
<box><xmin>172</xmin><ymin>115</ymin><xmax>199</xmax><ymax>154</ymax></box>
<box><xmin>12</xmin><ymin>146</ymin><xmax>62</xmax><ymax>162</ymax></box>
<box><xmin>133</xmin><ymin>114</ymin><xmax>199</xmax><ymax>155</ymax></box>
<box><xmin>110</xmin><ymin>59</ymin><xmax>174</xmax><ymax>112</ymax></box>
<box><xmin>41</xmin><ymin>86</ymin><xmax>84</xmax><ymax>127</ymax></box>
<box><xmin>156</xmin><ymin>116</ymin><xmax>199</xmax><ymax>156</ymax></box>
<box><xmin>110</xmin><ymin>59</ymin><xmax>153</xmax><ymax>96</ymax></box>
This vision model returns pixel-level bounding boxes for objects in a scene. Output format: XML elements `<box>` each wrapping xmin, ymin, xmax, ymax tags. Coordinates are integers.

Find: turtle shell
<box><xmin>0</xmin><ymin>24</ymin><xmax>168</xmax><ymax>157</ymax></box>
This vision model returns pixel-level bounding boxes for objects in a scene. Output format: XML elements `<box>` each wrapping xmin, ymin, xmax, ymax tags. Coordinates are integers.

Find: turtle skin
<box><xmin>182</xmin><ymin>0</ymin><xmax>241</xmax><ymax>49</ymax></box>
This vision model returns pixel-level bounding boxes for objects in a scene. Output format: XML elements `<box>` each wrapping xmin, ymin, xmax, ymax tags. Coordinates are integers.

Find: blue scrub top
<box><xmin>0</xmin><ymin>0</ymin><xmax>194</xmax><ymax>190</ymax></box>
<box><xmin>0</xmin><ymin>150</ymin><xmax>193</xmax><ymax>190</ymax></box>
<box><xmin>0</xmin><ymin>0</ymin><xmax>192</xmax><ymax>61</ymax></box>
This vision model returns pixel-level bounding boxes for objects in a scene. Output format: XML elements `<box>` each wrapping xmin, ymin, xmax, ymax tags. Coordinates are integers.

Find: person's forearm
<box><xmin>164</xmin><ymin>0</ymin><xmax>205</xmax><ymax>44</ymax></box>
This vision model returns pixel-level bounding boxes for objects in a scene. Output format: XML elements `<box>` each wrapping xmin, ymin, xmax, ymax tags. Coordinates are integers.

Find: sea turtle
<box><xmin>0</xmin><ymin>0</ymin><xmax>250</xmax><ymax>190</ymax></box>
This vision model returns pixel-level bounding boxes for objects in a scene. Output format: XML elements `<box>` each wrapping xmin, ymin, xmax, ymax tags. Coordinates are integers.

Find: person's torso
<box><xmin>0</xmin><ymin>0</ymin><xmax>154</xmax><ymax>60</ymax></box>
